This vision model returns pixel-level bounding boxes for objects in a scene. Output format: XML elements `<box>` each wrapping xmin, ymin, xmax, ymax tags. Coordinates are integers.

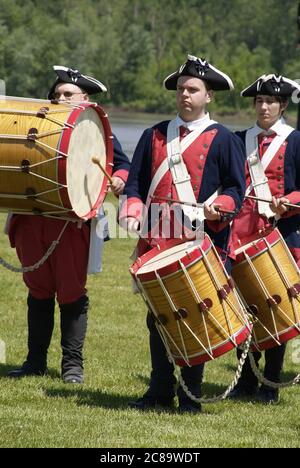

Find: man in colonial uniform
<box><xmin>7</xmin><ymin>66</ymin><xmax>130</xmax><ymax>384</ymax></box>
<box><xmin>228</xmin><ymin>74</ymin><xmax>300</xmax><ymax>403</ymax></box>
<box><xmin>119</xmin><ymin>55</ymin><xmax>246</xmax><ymax>413</ymax></box>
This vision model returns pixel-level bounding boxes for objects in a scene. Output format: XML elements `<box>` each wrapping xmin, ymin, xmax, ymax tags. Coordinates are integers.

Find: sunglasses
<box><xmin>53</xmin><ymin>91</ymin><xmax>85</xmax><ymax>99</ymax></box>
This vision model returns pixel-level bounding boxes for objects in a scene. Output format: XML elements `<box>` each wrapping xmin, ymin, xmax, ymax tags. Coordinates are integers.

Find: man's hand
<box><xmin>270</xmin><ymin>196</ymin><xmax>289</xmax><ymax>216</ymax></box>
<box><xmin>110</xmin><ymin>176</ymin><xmax>125</xmax><ymax>196</ymax></box>
<box><xmin>204</xmin><ymin>202</ymin><xmax>222</xmax><ymax>221</ymax></box>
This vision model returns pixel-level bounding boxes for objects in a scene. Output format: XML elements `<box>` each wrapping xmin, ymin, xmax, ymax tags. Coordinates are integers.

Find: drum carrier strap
<box><xmin>137</xmin><ymin>118</ymin><xmax>221</xmax><ymax>246</ymax></box>
<box><xmin>245</xmin><ymin>119</ymin><xmax>294</xmax><ymax>219</ymax></box>
<box><xmin>166</xmin><ymin>118</ymin><xmax>220</xmax><ymax>230</ymax></box>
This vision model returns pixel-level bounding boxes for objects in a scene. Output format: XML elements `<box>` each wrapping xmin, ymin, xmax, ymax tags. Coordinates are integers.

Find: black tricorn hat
<box><xmin>47</xmin><ymin>66</ymin><xmax>107</xmax><ymax>99</ymax></box>
<box><xmin>163</xmin><ymin>54</ymin><xmax>234</xmax><ymax>91</ymax></box>
<box><xmin>241</xmin><ymin>74</ymin><xmax>300</xmax><ymax>97</ymax></box>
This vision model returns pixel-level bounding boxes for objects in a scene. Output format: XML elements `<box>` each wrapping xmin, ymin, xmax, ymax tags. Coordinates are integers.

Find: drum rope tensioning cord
<box><xmin>0</xmin><ymin>220</ymin><xmax>69</xmax><ymax>273</ymax></box>
<box><xmin>165</xmin><ymin>328</ymin><xmax>253</xmax><ymax>404</ymax></box>
<box><xmin>177</xmin><ymin>332</ymin><xmax>253</xmax><ymax>404</ymax></box>
<box><xmin>248</xmin><ymin>348</ymin><xmax>300</xmax><ymax>389</ymax></box>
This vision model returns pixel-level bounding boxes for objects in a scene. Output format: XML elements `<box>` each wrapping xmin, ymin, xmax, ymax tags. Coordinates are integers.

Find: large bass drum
<box><xmin>0</xmin><ymin>96</ymin><xmax>113</xmax><ymax>219</ymax></box>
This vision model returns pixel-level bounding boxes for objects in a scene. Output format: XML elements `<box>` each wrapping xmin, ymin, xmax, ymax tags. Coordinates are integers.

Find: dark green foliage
<box><xmin>0</xmin><ymin>0</ymin><xmax>299</xmax><ymax>113</ymax></box>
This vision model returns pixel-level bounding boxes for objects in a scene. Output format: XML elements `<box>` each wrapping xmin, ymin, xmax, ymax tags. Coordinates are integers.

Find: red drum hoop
<box><xmin>0</xmin><ymin>97</ymin><xmax>113</xmax><ymax>219</ymax></box>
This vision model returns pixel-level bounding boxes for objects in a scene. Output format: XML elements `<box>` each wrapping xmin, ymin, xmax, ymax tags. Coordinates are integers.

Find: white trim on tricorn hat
<box><xmin>241</xmin><ymin>74</ymin><xmax>300</xmax><ymax>97</ymax></box>
<box><xmin>163</xmin><ymin>54</ymin><xmax>234</xmax><ymax>91</ymax></box>
<box><xmin>47</xmin><ymin>65</ymin><xmax>107</xmax><ymax>99</ymax></box>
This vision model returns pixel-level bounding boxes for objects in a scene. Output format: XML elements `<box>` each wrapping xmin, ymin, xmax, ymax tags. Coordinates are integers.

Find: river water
<box><xmin>109</xmin><ymin>111</ymin><xmax>166</xmax><ymax>160</ymax></box>
<box><xmin>108</xmin><ymin>110</ymin><xmax>247</xmax><ymax>160</ymax></box>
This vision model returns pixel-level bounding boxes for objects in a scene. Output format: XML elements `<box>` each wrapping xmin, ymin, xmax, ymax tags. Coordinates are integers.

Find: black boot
<box><xmin>128</xmin><ymin>312</ymin><xmax>176</xmax><ymax>410</ymax></box>
<box><xmin>60</xmin><ymin>295</ymin><xmax>88</xmax><ymax>384</ymax></box>
<box><xmin>146</xmin><ymin>313</ymin><xmax>177</xmax><ymax>397</ymax></box>
<box><xmin>227</xmin><ymin>348</ymin><xmax>261</xmax><ymax>399</ymax></box>
<box><xmin>8</xmin><ymin>294</ymin><xmax>55</xmax><ymax>378</ymax></box>
<box><xmin>256</xmin><ymin>344</ymin><xmax>286</xmax><ymax>404</ymax></box>
<box><xmin>177</xmin><ymin>364</ymin><xmax>204</xmax><ymax>413</ymax></box>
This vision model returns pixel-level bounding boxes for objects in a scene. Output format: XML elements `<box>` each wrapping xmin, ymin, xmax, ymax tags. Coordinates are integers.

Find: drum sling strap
<box><xmin>245</xmin><ymin>118</ymin><xmax>294</xmax><ymax>219</ymax></box>
<box><xmin>144</xmin><ymin>116</ymin><xmax>218</xmax><ymax>214</ymax></box>
<box><xmin>132</xmin><ymin>118</ymin><xmax>220</xmax><ymax>264</ymax></box>
<box><xmin>166</xmin><ymin>117</ymin><xmax>220</xmax><ymax>231</ymax></box>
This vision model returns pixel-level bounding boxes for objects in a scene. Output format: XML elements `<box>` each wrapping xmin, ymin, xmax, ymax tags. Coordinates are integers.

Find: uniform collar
<box><xmin>175</xmin><ymin>113</ymin><xmax>211</xmax><ymax>132</ymax></box>
<box><xmin>254</xmin><ymin>116</ymin><xmax>287</xmax><ymax>137</ymax></box>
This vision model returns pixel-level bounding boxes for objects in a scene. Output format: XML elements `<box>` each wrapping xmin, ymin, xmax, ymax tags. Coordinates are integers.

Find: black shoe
<box><xmin>227</xmin><ymin>386</ymin><xmax>257</xmax><ymax>400</ymax></box>
<box><xmin>63</xmin><ymin>374</ymin><xmax>84</xmax><ymax>384</ymax></box>
<box><xmin>7</xmin><ymin>363</ymin><xmax>47</xmax><ymax>378</ymax></box>
<box><xmin>178</xmin><ymin>400</ymin><xmax>202</xmax><ymax>414</ymax></box>
<box><xmin>256</xmin><ymin>387</ymin><xmax>279</xmax><ymax>404</ymax></box>
<box><xmin>128</xmin><ymin>395</ymin><xmax>174</xmax><ymax>411</ymax></box>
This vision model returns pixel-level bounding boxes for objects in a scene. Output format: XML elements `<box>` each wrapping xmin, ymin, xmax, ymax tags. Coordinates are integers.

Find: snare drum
<box><xmin>130</xmin><ymin>235</ymin><xmax>251</xmax><ymax>366</ymax></box>
<box><xmin>232</xmin><ymin>229</ymin><xmax>300</xmax><ymax>351</ymax></box>
<box><xmin>0</xmin><ymin>96</ymin><xmax>113</xmax><ymax>219</ymax></box>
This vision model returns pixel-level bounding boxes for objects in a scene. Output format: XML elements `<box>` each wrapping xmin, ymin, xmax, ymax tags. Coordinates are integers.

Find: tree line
<box><xmin>0</xmin><ymin>0</ymin><xmax>299</xmax><ymax>114</ymax></box>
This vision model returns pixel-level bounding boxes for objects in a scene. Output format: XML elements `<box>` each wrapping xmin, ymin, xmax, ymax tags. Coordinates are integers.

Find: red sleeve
<box><xmin>206</xmin><ymin>194</ymin><xmax>236</xmax><ymax>233</ymax></box>
<box><xmin>119</xmin><ymin>197</ymin><xmax>145</xmax><ymax>222</ymax></box>
<box><xmin>279</xmin><ymin>191</ymin><xmax>300</xmax><ymax>219</ymax></box>
<box><xmin>112</xmin><ymin>169</ymin><xmax>129</xmax><ymax>183</ymax></box>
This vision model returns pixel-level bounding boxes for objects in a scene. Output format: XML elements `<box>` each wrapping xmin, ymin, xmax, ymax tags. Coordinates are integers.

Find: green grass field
<box><xmin>0</xmin><ymin>206</ymin><xmax>299</xmax><ymax>448</ymax></box>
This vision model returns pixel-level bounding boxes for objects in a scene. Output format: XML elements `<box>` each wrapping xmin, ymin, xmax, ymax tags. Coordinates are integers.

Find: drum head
<box><xmin>66</xmin><ymin>106</ymin><xmax>107</xmax><ymax>218</ymax></box>
<box><xmin>138</xmin><ymin>238</ymin><xmax>204</xmax><ymax>274</ymax></box>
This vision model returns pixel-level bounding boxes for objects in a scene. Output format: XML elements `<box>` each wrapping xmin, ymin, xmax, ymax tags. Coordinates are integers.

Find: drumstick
<box><xmin>245</xmin><ymin>194</ymin><xmax>300</xmax><ymax>210</ymax></box>
<box><xmin>92</xmin><ymin>157</ymin><xmax>113</xmax><ymax>184</ymax></box>
<box><xmin>150</xmin><ymin>195</ymin><xmax>235</xmax><ymax>215</ymax></box>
